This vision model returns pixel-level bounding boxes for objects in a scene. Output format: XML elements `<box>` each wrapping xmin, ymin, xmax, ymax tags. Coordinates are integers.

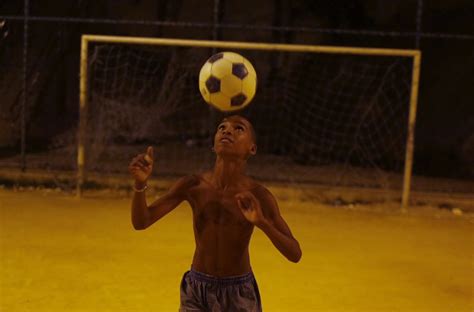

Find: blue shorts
<box><xmin>179</xmin><ymin>268</ymin><xmax>262</xmax><ymax>311</ymax></box>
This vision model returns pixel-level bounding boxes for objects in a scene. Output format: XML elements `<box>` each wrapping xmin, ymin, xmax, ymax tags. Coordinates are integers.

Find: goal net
<box><xmin>77</xmin><ymin>36</ymin><xmax>420</xmax><ymax>205</ymax></box>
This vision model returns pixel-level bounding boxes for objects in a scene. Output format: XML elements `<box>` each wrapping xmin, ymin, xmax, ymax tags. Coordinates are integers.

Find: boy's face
<box><xmin>213</xmin><ymin>115</ymin><xmax>257</xmax><ymax>159</ymax></box>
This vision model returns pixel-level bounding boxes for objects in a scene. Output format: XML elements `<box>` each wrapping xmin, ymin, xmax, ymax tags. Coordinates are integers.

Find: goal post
<box><xmin>402</xmin><ymin>52</ymin><xmax>421</xmax><ymax>211</ymax></box>
<box><xmin>77</xmin><ymin>34</ymin><xmax>421</xmax><ymax>210</ymax></box>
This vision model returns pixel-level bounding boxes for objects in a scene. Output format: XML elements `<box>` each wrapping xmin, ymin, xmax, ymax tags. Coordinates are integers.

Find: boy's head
<box><xmin>213</xmin><ymin>115</ymin><xmax>257</xmax><ymax>160</ymax></box>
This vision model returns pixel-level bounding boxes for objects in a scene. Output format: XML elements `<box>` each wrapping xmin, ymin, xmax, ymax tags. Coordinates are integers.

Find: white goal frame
<box><xmin>77</xmin><ymin>34</ymin><xmax>421</xmax><ymax>210</ymax></box>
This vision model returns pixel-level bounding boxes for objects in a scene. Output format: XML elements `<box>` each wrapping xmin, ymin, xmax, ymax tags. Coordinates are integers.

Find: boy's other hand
<box><xmin>128</xmin><ymin>146</ymin><xmax>154</xmax><ymax>183</ymax></box>
<box><xmin>235</xmin><ymin>191</ymin><xmax>265</xmax><ymax>226</ymax></box>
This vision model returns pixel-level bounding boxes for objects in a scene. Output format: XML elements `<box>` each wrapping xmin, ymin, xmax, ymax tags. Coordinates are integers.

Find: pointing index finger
<box><xmin>144</xmin><ymin>146</ymin><xmax>154</xmax><ymax>163</ymax></box>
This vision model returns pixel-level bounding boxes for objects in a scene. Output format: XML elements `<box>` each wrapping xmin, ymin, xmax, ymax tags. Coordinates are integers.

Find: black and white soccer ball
<box><xmin>199</xmin><ymin>52</ymin><xmax>257</xmax><ymax>112</ymax></box>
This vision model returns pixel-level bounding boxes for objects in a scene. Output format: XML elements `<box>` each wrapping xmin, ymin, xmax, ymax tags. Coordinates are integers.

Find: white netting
<box><xmin>81</xmin><ymin>42</ymin><xmax>414</xmax><ymax>199</ymax></box>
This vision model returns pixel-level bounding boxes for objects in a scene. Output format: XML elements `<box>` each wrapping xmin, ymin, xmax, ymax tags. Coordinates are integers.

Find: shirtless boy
<box><xmin>129</xmin><ymin>115</ymin><xmax>302</xmax><ymax>311</ymax></box>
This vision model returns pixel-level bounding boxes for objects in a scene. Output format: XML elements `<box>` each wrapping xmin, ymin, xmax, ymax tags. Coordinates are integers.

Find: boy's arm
<box><xmin>235</xmin><ymin>186</ymin><xmax>302</xmax><ymax>263</ymax></box>
<box><xmin>131</xmin><ymin>175</ymin><xmax>199</xmax><ymax>230</ymax></box>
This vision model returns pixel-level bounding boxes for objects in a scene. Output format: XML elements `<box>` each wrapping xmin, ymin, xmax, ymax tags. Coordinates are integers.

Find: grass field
<box><xmin>1</xmin><ymin>187</ymin><xmax>473</xmax><ymax>311</ymax></box>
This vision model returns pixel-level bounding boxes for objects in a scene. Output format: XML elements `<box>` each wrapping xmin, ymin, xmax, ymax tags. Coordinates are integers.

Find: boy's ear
<box><xmin>250</xmin><ymin>144</ymin><xmax>257</xmax><ymax>156</ymax></box>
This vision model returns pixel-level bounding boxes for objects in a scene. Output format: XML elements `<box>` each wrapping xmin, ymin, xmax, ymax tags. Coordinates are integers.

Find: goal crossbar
<box><xmin>78</xmin><ymin>34</ymin><xmax>421</xmax><ymax>211</ymax></box>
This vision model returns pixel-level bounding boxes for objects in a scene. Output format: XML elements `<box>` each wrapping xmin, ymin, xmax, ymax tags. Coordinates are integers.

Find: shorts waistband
<box><xmin>188</xmin><ymin>268</ymin><xmax>255</xmax><ymax>286</ymax></box>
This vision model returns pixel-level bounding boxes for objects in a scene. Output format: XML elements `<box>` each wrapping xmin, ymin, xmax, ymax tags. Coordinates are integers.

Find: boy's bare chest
<box><xmin>188</xmin><ymin>186</ymin><xmax>251</xmax><ymax>227</ymax></box>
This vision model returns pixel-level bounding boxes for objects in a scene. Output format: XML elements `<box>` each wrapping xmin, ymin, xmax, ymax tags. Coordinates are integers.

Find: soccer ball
<box><xmin>199</xmin><ymin>52</ymin><xmax>257</xmax><ymax>112</ymax></box>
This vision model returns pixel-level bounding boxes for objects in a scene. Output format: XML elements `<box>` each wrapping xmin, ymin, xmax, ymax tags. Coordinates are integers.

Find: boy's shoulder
<box><xmin>240</xmin><ymin>176</ymin><xmax>275</xmax><ymax>200</ymax></box>
<box><xmin>249</xmin><ymin>181</ymin><xmax>274</xmax><ymax>199</ymax></box>
<box><xmin>194</xmin><ymin>171</ymin><xmax>211</xmax><ymax>183</ymax></box>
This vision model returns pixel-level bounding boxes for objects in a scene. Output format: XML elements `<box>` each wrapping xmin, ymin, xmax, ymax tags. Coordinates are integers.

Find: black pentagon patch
<box><xmin>231</xmin><ymin>93</ymin><xmax>247</xmax><ymax>106</ymax></box>
<box><xmin>208</xmin><ymin>52</ymin><xmax>224</xmax><ymax>63</ymax></box>
<box><xmin>206</xmin><ymin>76</ymin><xmax>221</xmax><ymax>93</ymax></box>
<box><xmin>232</xmin><ymin>63</ymin><xmax>248</xmax><ymax>79</ymax></box>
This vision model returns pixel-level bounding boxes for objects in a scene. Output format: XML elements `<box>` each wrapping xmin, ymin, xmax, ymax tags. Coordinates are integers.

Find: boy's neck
<box><xmin>212</xmin><ymin>156</ymin><xmax>247</xmax><ymax>190</ymax></box>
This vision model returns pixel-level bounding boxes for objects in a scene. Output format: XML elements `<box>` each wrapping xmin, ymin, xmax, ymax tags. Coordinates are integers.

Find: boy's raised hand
<box><xmin>128</xmin><ymin>146</ymin><xmax>154</xmax><ymax>183</ymax></box>
<box><xmin>235</xmin><ymin>191</ymin><xmax>265</xmax><ymax>226</ymax></box>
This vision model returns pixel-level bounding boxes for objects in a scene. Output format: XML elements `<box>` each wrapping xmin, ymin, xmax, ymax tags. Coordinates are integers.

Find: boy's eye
<box><xmin>236</xmin><ymin>126</ymin><xmax>244</xmax><ymax>131</ymax></box>
<box><xmin>218</xmin><ymin>125</ymin><xmax>225</xmax><ymax>130</ymax></box>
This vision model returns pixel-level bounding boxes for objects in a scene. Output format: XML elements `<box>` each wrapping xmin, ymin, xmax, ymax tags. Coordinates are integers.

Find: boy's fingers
<box><xmin>129</xmin><ymin>153</ymin><xmax>151</xmax><ymax>174</ymax></box>
<box><xmin>132</xmin><ymin>162</ymin><xmax>145</xmax><ymax>170</ymax></box>
<box><xmin>236</xmin><ymin>192</ymin><xmax>252</xmax><ymax>201</ymax></box>
<box><xmin>137</xmin><ymin>158</ymin><xmax>148</xmax><ymax>166</ymax></box>
<box><xmin>145</xmin><ymin>146</ymin><xmax>154</xmax><ymax>163</ymax></box>
<box><xmin>236</xmin><ymin>195</ymin><xmax>250</xmax><ymax>210</ymax></box>
<box><xmin>134</xmin><ymin>154</ymin><xmax>150</xmax><ymax>166</ymax></box>
<box><xmin>241</xmin><ymin>192</ymin><xmax>257</xmax><ymax>206</ymax></box>
<box><xmin>132</xmin><ymin>153</ymin><xmax>151</xmax><ymax>166</ymax></box>
<box><xmin>147</xmin><ymin>146</ymin><xmax>154</xmax><ymax>158</ymax></box>
<box><xmin>236</xmin><ymin>198</ymin><xmax>245</xmax><ymax>211</ymax></box>
<box><xmin>144</xmin><ymin>155</ymin><xmax>152</xmax><ymax>165</ymax></box>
